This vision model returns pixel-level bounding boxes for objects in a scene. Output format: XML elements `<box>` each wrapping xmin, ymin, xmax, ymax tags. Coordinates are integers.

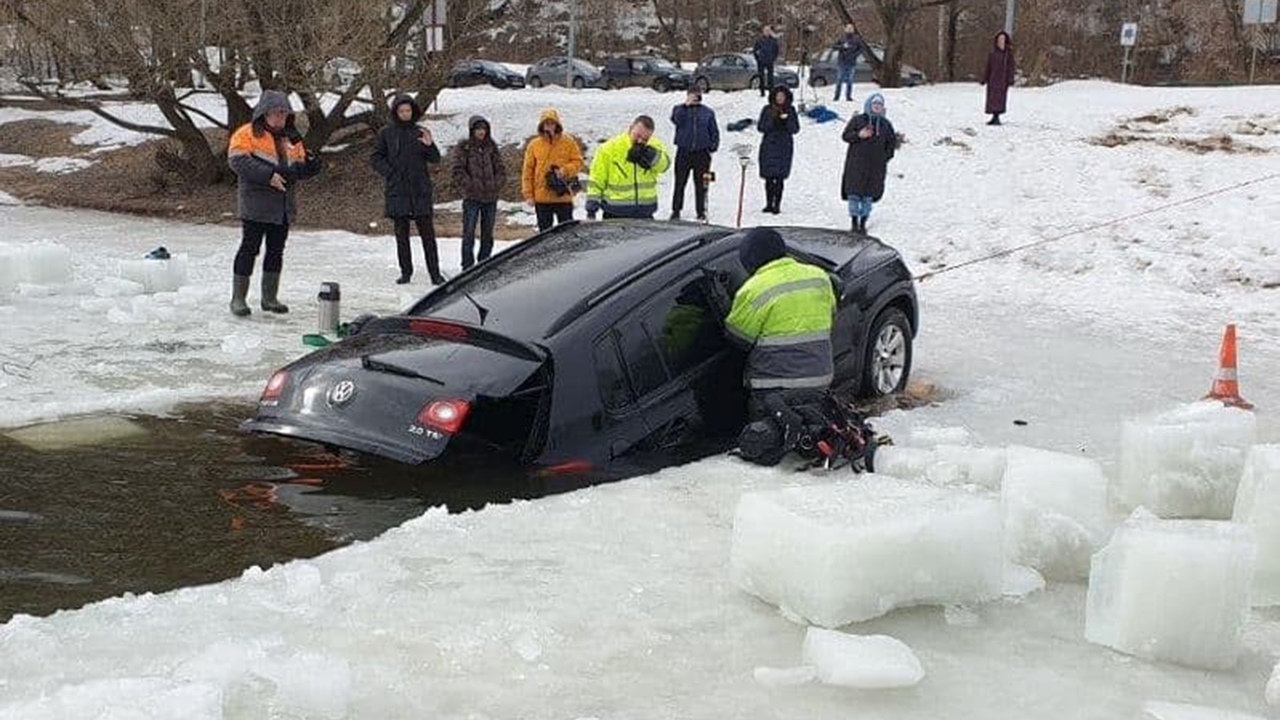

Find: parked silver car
<box><xmin>691</xmin><ymin>53</ymin><xmax>800</xmax><ymax>92</ymax></box>
<box><xmin>526</xmin><ymin>56</ymin><xmax>606</xmax><ymax>89</ymax></box>
<box><xmin>808</xmin><ymin>44</ymin><xmax>926</xmax><ymax>88</ymax></box>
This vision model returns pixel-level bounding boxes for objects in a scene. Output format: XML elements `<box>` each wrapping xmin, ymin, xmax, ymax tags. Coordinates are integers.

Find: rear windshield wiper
<box><xmin>361</xmin><ymin>356</ymin><xmax>445</xmax><ymax>385</ymax></box>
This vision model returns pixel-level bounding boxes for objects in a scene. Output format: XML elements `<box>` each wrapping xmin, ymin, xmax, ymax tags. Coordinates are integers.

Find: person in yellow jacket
<box><xmin>586</xmin><ymin>115</ymin><xmax>671</xmax><ymax>220</ymax></box>
<box><xmin>522</xmin><ymin>108</ymin><xmax>584</xmax><ymax>231</ymax></box>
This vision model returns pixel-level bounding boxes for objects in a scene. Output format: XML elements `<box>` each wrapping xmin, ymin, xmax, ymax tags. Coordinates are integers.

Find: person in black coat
<box><xmin>752</xmin><ymin>26</ymin><xmax>780</xmax><ymax>98</ymax></box>
<box><xmin>371</xmin><ymin>94</ymin><xmax>443</xmax><ymax>285</ymax></box>
<box><xmin>841</xmin><ymin>92</ymin><xmax>897</xmax><ymax>234</ymax></box>
<box><xmin>757</xmin><ymin>85</ymin><xmax>799</xmax><ymax>215</ymax></box>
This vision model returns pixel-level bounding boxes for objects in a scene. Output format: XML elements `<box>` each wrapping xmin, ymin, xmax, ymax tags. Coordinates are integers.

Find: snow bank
<box><xmin>1117</xmin><ymin>402</ymin><xmax>1257</xmax><ymax>519</ymax></box>
<box><xmin>729</xmin><ymin>476</ymin><xmax>1003</xmax><ymax>627</ymax></box>
<box><xmin>1085</xmin><ymin>510</ymin><xmax>1256</xmax><ymax>670</ymax></box>
<box><xmin>0</xmin><ymin>678</ymin><xmax>223</xmax><ymax>720</ymax></box>
<box><xmin>119</xmin><ymin>255</ymin><xmax>189</xmax><ymax>293</ymax></box>
<box><xmin>1000</xmin><ymin>446</ymin><xmax>1114</xmax><ymax>581</ymax></box>
<box><xmin>1267</xmin><ymin>661</ymin><xmax>1280</xmax><ymax>707</ymax></box>
<box><xmin>1231</xmin><ymin>445</ymin><xmax>1280</xmax><ymax>606</ymax></box>
<box><xmin>0</xmin><ymin>241</ymin><xmax>73</xmax><ymax>295</ymax></box>
<box><xmin>800</xmin><ymin>628</ymin><xmax>925</xmax><ymax>689</ymax></box>
<box><xmin>1139</xmin><ymin>701</ymin><xmax>1267</xmax><ymax>720</ymax></box>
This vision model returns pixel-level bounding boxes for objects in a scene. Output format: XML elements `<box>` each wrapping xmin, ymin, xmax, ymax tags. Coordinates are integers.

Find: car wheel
<box><xmin>653</xmin><ymin>78</ymin><xmax>669</xmax><ymax>93</ymax></box>
<box><xmin>811</xmin><ymin>76</ymin><xmax>827</xmax><ymax>88</ymax></box>
<box><xmin>862</xmin><ymin>307</ymin><xmax>913</xmax><ymax>397</ymax></box>
<box><xmin>606</xmin><ymin>78</ymin><xmax>620</xmax><ymax>90</ymax></box>
<box><xmin>696</xmin><ymin>77</ymin><xmax>711</xmax><ymax>93</ymax></box>
<box><xmin>529</xmin><ymin>75</ymin><xmax>543</xmax><ymax>88</ymax></box>
<box><xmin>572</xmin><ymin>76</ymin><xmax>586</xmax><ymax>89</ymax></box>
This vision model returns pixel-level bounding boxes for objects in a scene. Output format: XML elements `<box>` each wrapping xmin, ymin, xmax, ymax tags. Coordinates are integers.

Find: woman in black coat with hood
<box><xmin>757</xmin><ymin>85</ymin><xmax>800</xmax><ymax>214</ymax></box>
<box><xmin>371</xmin><ymin>94</ymin><xmax>443</xmax><ymax>285</ymax></box>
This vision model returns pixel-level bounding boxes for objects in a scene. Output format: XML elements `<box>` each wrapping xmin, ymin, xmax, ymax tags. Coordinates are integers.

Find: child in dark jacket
<box><xmin>452</xmin><ymin>115</ymin><xmax>506</xmax><ymax>270</ymax></box>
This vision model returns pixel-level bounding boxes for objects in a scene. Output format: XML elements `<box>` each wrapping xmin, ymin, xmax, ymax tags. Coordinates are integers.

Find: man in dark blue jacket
<box><xmin>752</xmin><ymin>26</ymin><xmax>780</xmax><ymax>98</ymax></box>
<box><xmin>834</xmin><ymin>24</ymin><xmax>865</xmax><ymax>102</ymax></box>
<box><xmin>669</xmin><ymin>87</ymin><xmax>719</xmax><ymax>222</ymax></box>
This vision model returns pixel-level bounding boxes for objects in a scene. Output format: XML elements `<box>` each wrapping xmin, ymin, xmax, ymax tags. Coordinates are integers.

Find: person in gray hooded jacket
<box><xmin>226</xmin><ymin>90</ymin><xmax>322</xmax><ymax>316</ymax></box>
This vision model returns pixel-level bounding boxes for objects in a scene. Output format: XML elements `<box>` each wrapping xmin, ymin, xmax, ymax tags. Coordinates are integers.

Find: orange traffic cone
<box><xmin>1204</xmin><ymin>323</ymin><xmax>1254</xmax><ymax>410</ymax></box>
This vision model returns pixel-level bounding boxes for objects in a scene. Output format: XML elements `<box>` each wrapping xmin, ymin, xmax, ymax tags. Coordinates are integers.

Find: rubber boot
<box><xmin>230</xmin><ymin>275</ymin><xmax>251</xmax><ymax>317</ymax></box>
<box><xmin>260</xmin><ymin>272</ymin><xmax>289</xmax><ymax>314</ymax></box>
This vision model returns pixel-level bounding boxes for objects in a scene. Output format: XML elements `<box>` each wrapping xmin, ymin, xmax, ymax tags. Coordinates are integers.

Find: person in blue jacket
<box><xmin>669</xmin><ymin>87</ymin><xmax>719</xmax><ymax>222</ymax></box>
<box><xmin>752</xmin><ymin>26</ymin><xmax>780</xmax><ymax>98</ymax></box>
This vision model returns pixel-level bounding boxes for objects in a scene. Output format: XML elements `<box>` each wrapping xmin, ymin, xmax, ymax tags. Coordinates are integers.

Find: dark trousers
<box><xmin>234</xmin><ymin>220</ymin><xmax>288</xmax><ymax>276</ymax></box>
<box><xmin>535</xmin><ymin>203</ymin><xmax>574</xmax><ymax>231</ymax></box>
<box><xmin>757</xmin><ymin>63</ymin><xmax>775</xmax><ymax>96</ymax></box>
<box><xmin>672</xmin><ymin>148</ymin><xmax>712</xmax><ymax>217</ymax></box>
<box><xmin>461</xmin><ymin>199</ymin><xmax>497</xmax><ymax>270</ymax></box>
<box><xmin>764</xmin><ymin>177</ymin><xmax>786</xmax><ymax>209</ymax></box>
<box><xmin>394</xmin><ymin>216</ymin><xmax>440</xmax><ymax>278</ymax></box>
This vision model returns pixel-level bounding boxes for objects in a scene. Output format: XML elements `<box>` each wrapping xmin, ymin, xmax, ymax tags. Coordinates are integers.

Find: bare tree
<box><xmin>828</xmin><ymin>0</ymin><xmax>956</xmax><ymax>86</ymax></box>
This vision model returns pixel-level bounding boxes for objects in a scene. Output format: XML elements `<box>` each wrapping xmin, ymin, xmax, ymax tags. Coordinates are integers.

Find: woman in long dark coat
<box><xmin>757</xmin><ymin>85</ymin><xmax>800</xmax><ymax>215</ymax></box>
<box><xmin>982</xmin><ymin>31</ymin><xmax>1016</xmax><ymax>126</ymax></box>
<box><xmin>371</xmin><ymin>94</ymin><xmax>443</xmax><ymax>285</ymax></box>
<box><xmin>841</xmin><ymin>92</ymin><xmax>897</xmax><ymax>234</ymax></box>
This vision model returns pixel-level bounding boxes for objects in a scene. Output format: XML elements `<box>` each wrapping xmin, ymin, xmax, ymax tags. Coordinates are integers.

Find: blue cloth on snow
<box><xmin>805</xmin><ymin>105</ymin><xmax>841</xmax><ymax>124</ymax></box>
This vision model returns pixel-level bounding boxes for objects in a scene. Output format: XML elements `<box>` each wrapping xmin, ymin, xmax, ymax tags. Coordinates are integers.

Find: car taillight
<box><xmin>417</xmin><ymin>399</ymin><xmax>470</xmax><ymax>434</ymax></box>
<box><xmin>261</xmin><ymin>370</ymin><xmax>289</xmax><ymax>401</ymax></box>
<box><xmin>409</xmin><ymin>319</ymin><xmax>469</xmax><ymax>339</ymax></box>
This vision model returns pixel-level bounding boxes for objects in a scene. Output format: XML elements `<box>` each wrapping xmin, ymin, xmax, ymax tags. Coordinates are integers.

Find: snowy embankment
<box><xmin>2</xmin><ymin>81</ymin><xmax>1280</xmax><ymax>718</ymax></box>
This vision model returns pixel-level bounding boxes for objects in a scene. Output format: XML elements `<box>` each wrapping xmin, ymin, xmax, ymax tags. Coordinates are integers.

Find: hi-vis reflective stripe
<box><xmin>749</xmin><ymin>374</ymin><xmax>835</xmax><ymax>389</ymax></box>
<box><xmin>750</xmin><ymin>278</ymin><xmax>830</xmax><ymax>310</ymax></box>
<box><xmin>755</xmin><ymin>331</ymin><xmax>830</xmax><ymax>346</ymax></box>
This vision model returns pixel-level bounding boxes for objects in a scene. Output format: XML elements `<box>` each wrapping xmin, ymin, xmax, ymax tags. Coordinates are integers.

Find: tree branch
<box><xmin>19</xmin><ymin>81</ymin><xmax>179</xmax><ymax>138</ymax></box>
<box><xmin>176</xmin><ymin>101</ymin><xmax>229</xmax><ymax>130</ymax></box>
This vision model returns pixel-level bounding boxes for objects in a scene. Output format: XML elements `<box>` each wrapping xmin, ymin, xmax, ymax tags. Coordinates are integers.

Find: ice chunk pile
<box><xmin>119</xmin><ymin>254</ymin><xmax>189</xmax><ymax>293</ymax></box>
<box><xmin>1268</xmin><ymin>661</ymin><xmax>1280</xmax><ymax>707</ymax></box>
<box><xmin>0</xmin><ymin>242</ymin><xmax>73</xmax><ymax>295</ymax></box>
<box><xmin>873</xmin><ymin>444</ymin><xmax>1007</xmax><ymax>490</ymax></box>
<box><xmin>800</xmin><ymin>628</ymin><xmax>925</xmax><ymax>689</ymax></box>
<box><xmin>1232</xmin><ymin>446</ymin><xmax>1280</xmax><ymax>606</ymax></box>
<box><xmin>1085</xmin><ymin>511</ymin><xmax>1256</xmax><ymax>670</ymax></box>
<box><xmin>1139</xmin><ymin>701</ymin><xmax>1267</xmax><ymax>720</ymax></box>
<box><xmin>1117</xmin><ymin>402</ymin><xmax>1257</xmax><ymax>519</ymax></box>
<box><xmin>1001</xmin><ymin>446</ymin><xmax>1114</xmax><ymax>581</ymax></box>
<box><xmin>730</xmin><ymin>476</ymin><xmax>1003</xmax><ymax>627</ymax></box>
<box><xmin>0</xmin><ymin>677</ymin><xmax>223</xmax><ymax>720</ymax></box>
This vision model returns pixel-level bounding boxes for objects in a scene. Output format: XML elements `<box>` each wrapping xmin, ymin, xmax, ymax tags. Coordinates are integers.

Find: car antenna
<box><xmin>440</xmin><ymin>272</ymin><xmax>490</xmax><ymax>325</ymax></box>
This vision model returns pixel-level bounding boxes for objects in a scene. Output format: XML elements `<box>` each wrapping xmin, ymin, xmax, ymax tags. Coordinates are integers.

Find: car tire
<box><xmin>696</xmin><ymin>77</ymin><xmax>711</xmax><ymax>93</ymax></box>
<box><xmin>606</xmin><ymin>78</ymin><xmax>620</xmax><ymax>90</ymax></box>
<box><xmin>811</xmin><ymin>76</ymin><xmax>828</xmax><ymax>88</ymax></box>
<box><xmin>529</xmin><ymin>76</ymin><xmax>543</xmax><ymax>88</ymax></box>
<box><xmin>572</xmin><ymin>76</ymin><xmax>586</xmax><ymax>89</ymax></box>
<box><xmin>861</xmin><ymin>307</ymin><xmax>913</xmax><ymax>398</ymax></box>
<box><xmin>653</xmin><ymin>78</ymin><xmax>669</xmax><ymax>93</ymax></box>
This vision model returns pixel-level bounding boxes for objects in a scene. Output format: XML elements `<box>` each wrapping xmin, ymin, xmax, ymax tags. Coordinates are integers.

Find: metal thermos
<box><xmin>317</xmin><ymin>282</ymin><xmax>341</xmax><ymax>335</ymax></box>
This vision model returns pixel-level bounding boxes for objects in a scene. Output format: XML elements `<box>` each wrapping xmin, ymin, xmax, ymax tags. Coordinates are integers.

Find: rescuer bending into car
<box><xmin>725</xmin><ymin>227</ymin><xmax>836</xmax><ymax>419</ymax></box>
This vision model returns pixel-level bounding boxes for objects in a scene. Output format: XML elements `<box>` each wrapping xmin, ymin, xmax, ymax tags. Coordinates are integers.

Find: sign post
<box><xmin>1119</xmin><ymin>22</ymin><xmax>1138</xmax><ymax>84</ymax></box>
<box><xmin>1243</xmin><ymin>0</ymin><xmax>1278</xmax><ymax>84</ymax></box>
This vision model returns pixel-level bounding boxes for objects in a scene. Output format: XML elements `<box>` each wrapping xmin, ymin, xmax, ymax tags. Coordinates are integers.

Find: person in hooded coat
<box><xmin>841</xmin><ymin>92</ymin><xmax>897</xmax><ymax>234</ymax></box>
<box><xmin>371</xmin><ymin>94</ymin><xmax>443</xmax><ymax>285</ymax></box>
<box><xmin>226</xmin><ymin>90</ymin><xmax>323</xmax><ymax>317</ymax></box>
<box><xmin>522</xmin><ymin>108</ymin><xmax>585</xmax><ymax>231</ymax></box>
<box><xmin>757</xmin><ymin>85</ymin><xmax>800</xmax><ymax>215</ymax></box>
<box><xmin>982</xmin><ymin>31</ymin><xmax>1016</xmax><ymax>125</ymax></box>
<box><xmin>452</xmin><ymin>115</ymin><xmax>506</xmax><ymax>270</ymax></box>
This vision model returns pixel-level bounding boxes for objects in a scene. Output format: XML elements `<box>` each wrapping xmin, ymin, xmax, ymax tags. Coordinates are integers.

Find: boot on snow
<box><xmin>260</xmin><ymin>272</ymin><xmax>289</xmax><ymax>314</ymax></box>
<box><xmin>230</xmin><ymin>275</ymin><xmax>252</xmax><ymax>317</ymax></box>
<box><xmin>395</xmin><ymin>273</ymin><xmax>412</xmax><ymax>285</ymax></box>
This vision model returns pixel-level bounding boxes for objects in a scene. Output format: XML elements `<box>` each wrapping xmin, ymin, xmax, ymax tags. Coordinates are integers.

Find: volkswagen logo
<box><xmin>328</xmin><ymin>379</ymin><xmax>357</xmax><ymax>406</ymax></box>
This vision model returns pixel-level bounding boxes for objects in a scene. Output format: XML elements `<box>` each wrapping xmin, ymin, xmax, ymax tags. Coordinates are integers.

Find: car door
<box><xmin>707</xmin><ymin>55</ymin><xmax>730</xmax><ymax>88</ymax></box>
<box><xmin>630</xmin><ymin>59</ymin><xmax>648</xmax><ymax>88</ymax></box>
<box><xmin>589</xmin><ymin>330</ymin><xmax>655</xmax><ymax>460</ymax></box>
<box><xmin>733</xmin><ymin>56</ymin><xmax>754</xmax><ymax>89</ymax></box>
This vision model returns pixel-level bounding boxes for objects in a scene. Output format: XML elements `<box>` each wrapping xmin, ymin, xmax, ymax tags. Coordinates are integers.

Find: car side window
<box><xmin>593</xmin><ymin>333</ymin><xmax>634</xmax><ymax>411</ymax></box>
<box><xmin>648</xmin><ymin>278</ymin><xmax>724</xmax><ymax>379</ymax></box>
<box><xmin>630</xmin><ymin>59</ymin><xmax>646</xmax><ymax>73</ymax></box>
<box><xmin>616</xmin><ymin>317</ymin><xmax>668</xmax><ymax>399</ymax></box>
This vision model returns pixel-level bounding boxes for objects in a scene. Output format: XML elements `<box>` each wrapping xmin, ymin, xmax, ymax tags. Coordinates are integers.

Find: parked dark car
<box><xmin>601</xmin><ymin>56</ymin><xmax>692</xmax><ymax>92</ymax></box>
<box><xmin>526</xmin><ymin>56</ymin><xmax>606</xmax><ymax>89</ymax></box>
<box><xmin>448</xmin><ymin>59</ymin><xmax>526</xmax><ymax>89</ymax></box>
<box><xmin>243</xmin><ymin>220</ymin><xmax>917</xmax><ymax>468</ymax></box>
<box><xmin>808</xmin><ymin>44</ymin><xmax>926</xmax><ymax>87</ymax></box>
<box><xmin>692</xmin><ymin>53</ymin><xmax>800</xmax><ymax>92</ymax></box>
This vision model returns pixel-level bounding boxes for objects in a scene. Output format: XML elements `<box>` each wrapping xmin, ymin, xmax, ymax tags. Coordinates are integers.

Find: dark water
<box><xmin>0</xmin><ymin>403</ymin><xmax>707</xmax><ymax>622</ymax></box>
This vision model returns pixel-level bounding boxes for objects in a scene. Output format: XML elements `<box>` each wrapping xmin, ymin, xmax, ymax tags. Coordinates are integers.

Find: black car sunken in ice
<box><xmin>243</xmin><ymin>220</ymin><xmax>917</xmax><ymax>468</ymax></box>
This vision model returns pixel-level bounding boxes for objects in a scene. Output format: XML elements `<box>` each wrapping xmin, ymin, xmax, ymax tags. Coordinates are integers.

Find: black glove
<box><xmin>626</xmin><ymin>144</ymin><xmax>645</xmax><ymax>165</ymax></box>
<box><xmin>635</xmin><ymin>144</ymin><xmax>658</xmax><ymax>170</ymax></box>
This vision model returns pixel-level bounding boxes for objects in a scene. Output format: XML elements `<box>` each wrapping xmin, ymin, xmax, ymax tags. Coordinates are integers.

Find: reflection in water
<box><xmin>0</xmin><ymin>402</ymin><xmax>725</xmax><ymax>621</ymax></box>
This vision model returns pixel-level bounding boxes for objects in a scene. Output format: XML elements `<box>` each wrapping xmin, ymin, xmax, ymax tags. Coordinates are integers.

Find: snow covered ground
<box><xmin>2</xmin><ymin>81</ymin><xmax>1280</xmax><ymax>718</ymax></box>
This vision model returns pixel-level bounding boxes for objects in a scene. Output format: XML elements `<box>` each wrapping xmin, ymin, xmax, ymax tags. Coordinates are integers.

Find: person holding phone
<box><xmin>757</xmin><ymin>85</ymin><xmax>799</xmax><ymax>215</ymax></box>
<box><xmin>669</xmin><ymin>87</ymin><xmax>719</xmax><ymax>222</ymax></box>
<box><xmin>371</xmin><ymin>93</ymin><xmax>443</xmax><ymax>285</ymax></box>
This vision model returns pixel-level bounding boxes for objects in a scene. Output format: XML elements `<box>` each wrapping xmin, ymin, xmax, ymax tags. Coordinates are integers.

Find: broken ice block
<box><xmin>1138</xmin><ymin>700</ymin><xmax>1266</xmax><ymax>720</ymax></box>
<box><xmin>1001</xmin><ymin>446</ymin><xmax>1114</xmax><ymax>581</ymax></box>
<box><xmin>1232</xmin><ymin>445</ymin><xmax>1280</xmax><ymax>606</ymax></box>
<box><xmin>0</xmin><ymin>242</ymin><xmax>73</xmax><ymax>295</ymax></box>
<box><xmin>1117</xmin><ymin>402</ymin><xmax>1256</xmax><ymax>519</ymax></box>
<box><xmin>801</xmin><ymin>628</ymin><xmax>924</xmax><ymax>689</ymax></box>
<box><xmin>119</xmin><ymin>255</ymin><xmax>188</xmax><ymax>294</ymax></box>
<box><xmin>1085</xmin><ymin>511</ymin><xmax>1256</xmax><ymax>670</ymax></box>
<box><xmin>873</xmin><ymin>445</ymin><xmax>1007</xmax><ymax>490</ymax></box>
<box><xmin>730</xmin><ymin>476</ymin><xmax>1003</xmax><ymax>627</ymax></box>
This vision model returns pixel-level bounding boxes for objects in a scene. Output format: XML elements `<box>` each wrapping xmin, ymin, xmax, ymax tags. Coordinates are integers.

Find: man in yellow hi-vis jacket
<box><xmin>586</xmin><ymin>115</ymin><xmax>671</xmax><ymax>220</ymax></box>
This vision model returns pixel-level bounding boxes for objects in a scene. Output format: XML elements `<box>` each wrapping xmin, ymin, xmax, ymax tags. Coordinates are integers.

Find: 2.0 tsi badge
<box><xmin>328</xmin><ymin>380</ymin><xmax>357</xmax><ymax>406</ymax></box>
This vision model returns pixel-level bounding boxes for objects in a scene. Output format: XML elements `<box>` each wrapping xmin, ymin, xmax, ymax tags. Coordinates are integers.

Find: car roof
<box><xmin>409</xmin><ymin>221</ymin><xmax>727</xmax><ymax>341</ymax></box>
